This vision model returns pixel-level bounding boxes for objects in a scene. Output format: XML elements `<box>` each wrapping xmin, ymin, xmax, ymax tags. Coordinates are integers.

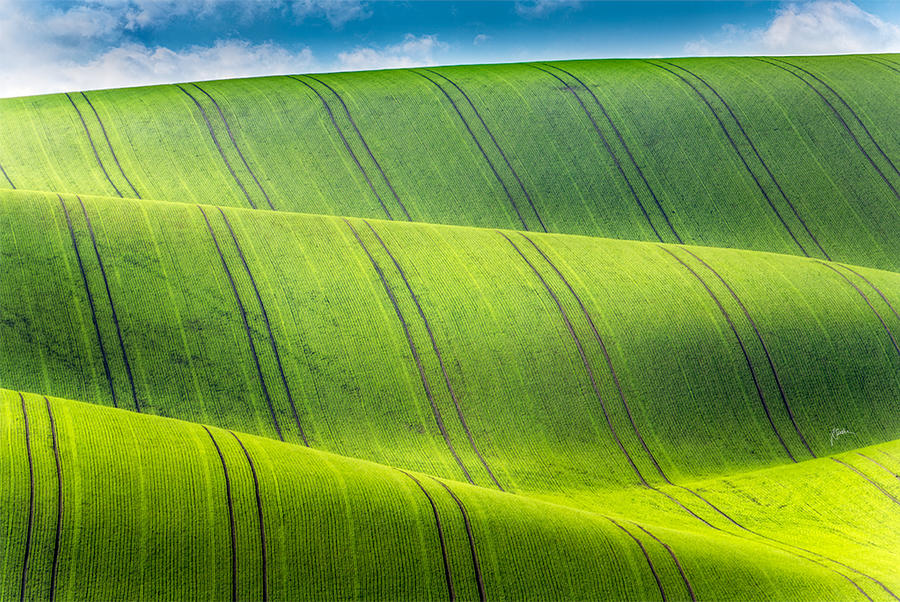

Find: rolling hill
<box><xmin>1</xmin><ymin>54</ymin><xmax>899</xmax><ymax>600</ymax></box>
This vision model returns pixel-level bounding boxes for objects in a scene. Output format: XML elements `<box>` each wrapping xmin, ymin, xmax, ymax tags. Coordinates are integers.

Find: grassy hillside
<box><xmin>1</xmin><ymin>55</ymin><xmax>899</xmax><ymax>600</ymax></box>
<box><xmin>2</xmin><ymin>188</ymin><xmax>899</xmax><ymax>499</ymax></box>
<box><xmin>0</xmin><ymin>56</ymin><xmax>899</xmax><ymax>271</ymax></box>
<box><xmin>3</xmin><ymin>389</ymin><xmax>898</xmax><ymax>601</ymax></box>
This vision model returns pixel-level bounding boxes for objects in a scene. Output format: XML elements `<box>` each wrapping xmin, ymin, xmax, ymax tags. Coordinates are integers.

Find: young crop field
<box><xmin>1</xmin><ymin>55</ymin><xmax>899</xmax><ymax>600</ymax></box>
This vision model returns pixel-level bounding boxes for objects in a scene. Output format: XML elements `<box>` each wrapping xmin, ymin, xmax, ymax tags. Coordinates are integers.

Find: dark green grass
<box><xmin>0</xmin><ymin>56</ymin><xmax>898</xmax><ymax>270</ymax></box>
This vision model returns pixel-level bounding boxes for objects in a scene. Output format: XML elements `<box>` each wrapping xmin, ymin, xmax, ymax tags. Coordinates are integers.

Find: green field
<box><xmin>1</xmin><ymin>55</ymin><xmax>899</xmax><ymax>600</ymax></box>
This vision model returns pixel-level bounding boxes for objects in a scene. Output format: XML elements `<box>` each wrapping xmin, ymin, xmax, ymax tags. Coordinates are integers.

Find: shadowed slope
<box><xmin>2</xmin><ymin>191</ymin><xmax>898</xmax><ymax>497</ymax></box>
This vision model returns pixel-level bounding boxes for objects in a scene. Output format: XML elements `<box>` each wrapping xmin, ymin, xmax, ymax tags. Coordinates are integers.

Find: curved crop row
<box><xmin>0</xmin><ymin>56</ymin><xmax>898</xmax><ymax>271</ymax></box>
<box><xmin>2</xmin><ymin>190</ymin><xmax>898</xmax><ymax>497</ymax></box>
<box><xmin>2</xmin><ymin>389</ymin><xmax>897</xmax><ymax>600</ymax></box>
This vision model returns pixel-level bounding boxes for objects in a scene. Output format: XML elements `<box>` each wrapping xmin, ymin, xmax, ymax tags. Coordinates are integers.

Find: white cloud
<box><xmin>473</xmin><ymin>33</ymin><xmax>491</xmax><ymax>46</ymax></box>
<box><xmin>685</xmin><ymin>1</ymin><xmax>900</xmax><ymax>56</ymax></box>
<box><xmin>336</xmin><ymin>34</ymin><xmax>448</xmax><ymax>71</ymax></box>
<box><xmin>0</xmin><ymin>0</ymin><xmax>346</xmax><ymax>98</ymax></box>
<box><xmin>0</xmin><ymin>37</ymin><xmax>316</xmax><ymax>98</ymax></box>
<box><xmin>514</xmin><ymin>0</ymin><xmax>580</xmax><ymax>19</ymax></box>
<box><xmin>69</xmin><ymin>40</ymin><xmax>315</xmax><ymax>89</ymax></box>
<box><xmin>291</xmin><ymin>0</ymin><xmax>370</xmax><ymax>28</ymax></box>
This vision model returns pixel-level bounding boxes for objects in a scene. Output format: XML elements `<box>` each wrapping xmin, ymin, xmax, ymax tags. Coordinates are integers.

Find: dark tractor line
<box><xmin>529</xmin><ymin>63</ymin><xmax>665</xmax><ymax>244</ymax></box>
<box><xmin>817</xmin><ymin>261</ymin><xmax>900</xmax><ymax>359</ymax></box>
<box><xmin>366</xmin><ymin>220</ymin><xmax>502</xmax><ymax>491</ymax></box>
<box><xmin>198</xmin><ymin>205</ymin><xmax>284</xmax><ymax>441</ymax></box>
<box><xmin>831</xmin><ymin>458</ymin><xmax>900</xmax><ymax>506</ymax></box>
<box><xmin>217</xmin><ymin>208</ymin><xmax>307</xmax><ymax>446</ymax></box>
<box><xmin>856</xmin><ymin>452</ymin><xmax>900</xmax><ymax>481</ymax></box>
<box><xmin>659</xmin><ymin>245</ymin><xmax>797</xmax><ymax>462</ymax></box>
<box><xmin>424</xmin><ymin>68</ymin><xmax>547</xmax><ymax>232</ymax></box>
<box><xmin>0</xmin><ymin>161</ymin><xmax>13</xmax><ymax>188</ymax></box>
<box><xmin>46</xmin><ymin>397</ymin><xmax>64</xmax><ymax>602</ymax></box>
<box><xmin>644</xmin><ymin>60</ymin><xmax>810</xmax><ymax>257</ymax></box>
<box><xmin>499</xmin><ymin>231</ymin><xmax>652</xmax><ymax>485</ymax></box>
<box><xmin>19</xmin><ymin>393</ymin><xmax>35</xmax><ymax>602</ymax></box>
<box><xmin>516</xmin><ymin>233</ymin><xmax>780</xmax><ymax>535</ymax></box>
<box><xmin>501</xmin><ymin>232</ymin><xmax>736</xmax><ymax>534</ymax></box>
<box><xmin>514</xmin><ymin>234</ymin><xmax>869</xmax><ymax>592</ymax></box>
<box><xmin>396</xmin><ymin>469</ymin><xmax>455</xmax><ymax>601</ymax></box>
<box><xmin>863</xmin><ymin>56</ymin><xmax>900</xmax><ymax>76</ymax></box>
<box><xmin>773</xmin><ymin>58</ymin><xmax>900</xmax><ymax>181</ymax></box>
<box><xmin>80</xmin><ymin>91</ymin><xmax>141</xmax><ymax>199</ymax></box>
<box><xmin>229</xmin><ymin>432</ymin><xmax>268</xmax><ymax>602</ymax></box>
<box><xmin>543</xmin><ymin>62</ymin><xmax>681</xmax><ymax>244</ymax></box>
<box><xmin>287</xmin><ymin>75</ymin><xmax>393</xmax><ymax>220</ymax></box>
<box><xmin>77</xmin><ymin>196</ymin><xmax>140</xmax><ymax>413</ymax></box>
<box><xmin>191</xmin><ymin>84</ymin><xmax>274</xmax><ymax>210</ymax></box>
<box><xmin>64</xmin><ymin>92</ymin><xmax>122</xmax><ymax>198</ymax></box>
<box><xmin>834</xmin><ymin>264</ymin><xmax>900</xmax><ymax>325</ymax></box>
<box><xmin>520</xmin><ymin>232</ymin><xmax>673</xmax><ymax>483</ymax></box>
<box><xmin>176</xmin><ymin>85</ymin><xmax>257</xmax><ymax>209</ymax></box>
<box><xmin>343</xmin><ymin>218</ymin><xmax>474</xmax><ymax>484</ymax></box>
<box><xmin>607</xmin><ymin>517</ymin><xmax>667</xmax><ymax>602</ymax></box>
<box><xmin>630</xmin><ymin>522</ymin><xmax>697</xmax><ymax>602</ymax></box>
<box><xmin>755</xmin><ymin>58</ymin><xmax>900</xmax><ymax>202</ymax></box>
<box><xmin>58</xmin><ymin>194</ymin><xmax>118</xmax><ymax>407</ymax></box>
<box><xmin>650</xmin><ymin>471</ymin><xmax>888</xmax><ymax>602</ymax></box>
<box><xmin>412</xmin><ymin>69</ymin><xmax>530</xmax><ymax>230</ymax></box>
<box><xmin>679</xmin><ymin>246</ymin><xmax>815</xmax><ymax>458</ymax></box>
<box><xmin>662</xmin><ymin>61</ymin><xmax>829</xmax><ymax>259</ymax></box>
<box><xmin>203</xmin><ymin>426</ymin><xmax>238</xmax><ymax>602</ymax></box>
<box><xmin>302</xmin><ymin>74</ymin><xmax>411</xmax><ymax>221</ymax></box>
<box><xmin>429</xmin><ymin>478</ymin><xmax>486</xmax><ymax>602</ymax></box>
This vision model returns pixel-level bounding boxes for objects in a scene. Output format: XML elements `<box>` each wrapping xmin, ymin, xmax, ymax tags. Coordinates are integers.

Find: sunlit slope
<box><xmin>3</xmin><ymin>389</ymin><xmax>898</xmax><ymax>601</ymax></box>
<box><xmin>1</xmin><ymin>55</ymin><xmax>898</xmax><ymax>271</ymax></box>
<box><xmin>2</xmin><ymin>191</ymin><xmax>898</xmax><ymax>499</ymax></box>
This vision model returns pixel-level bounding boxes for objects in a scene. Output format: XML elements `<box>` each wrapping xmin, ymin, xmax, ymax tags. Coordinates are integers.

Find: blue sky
<box><xmin>1</xmin><ymin>0</ymin><xmax>899</xmax><ymax>97</ymax></box>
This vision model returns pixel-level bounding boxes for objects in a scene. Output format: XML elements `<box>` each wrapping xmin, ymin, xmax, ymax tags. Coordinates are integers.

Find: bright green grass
<box><xmin>2</xmin><ymin>190</ymin><xmax>898</xmax><ymax>494</ymax></box>
<box><xmin>0</xmin><ymin>56</ymin><xmax>898</xmax><ymax>271</ymax></box>
<box><xmin>2</xmin><ymin>55</ymin><xmax>899</xmax><ymax>601</ymax></box>
<box><xmin>3</xmin><ymin>389</ymin><xmax>897</xmax><ymax>601</ymax></box>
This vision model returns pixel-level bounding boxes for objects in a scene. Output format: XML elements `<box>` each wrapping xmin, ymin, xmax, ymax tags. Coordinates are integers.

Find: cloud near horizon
<box><xmin>336</xmin><ymin>34</ymin><xmax>448</xmax><ymax>72</ymax></box>
<box><xmin>0</xmin><ymin>0</ymin><xmax>369</xmax><ymax>97</ymax></box>
<box><xmin>1</xmin><ymin>0</ymin><xmax>899</xmax><ymax>99</ymax></box>
<box><xmin>685</xmin><ymin>1</ymin><xmax>900</xmax><ymax>56</ymax></box>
